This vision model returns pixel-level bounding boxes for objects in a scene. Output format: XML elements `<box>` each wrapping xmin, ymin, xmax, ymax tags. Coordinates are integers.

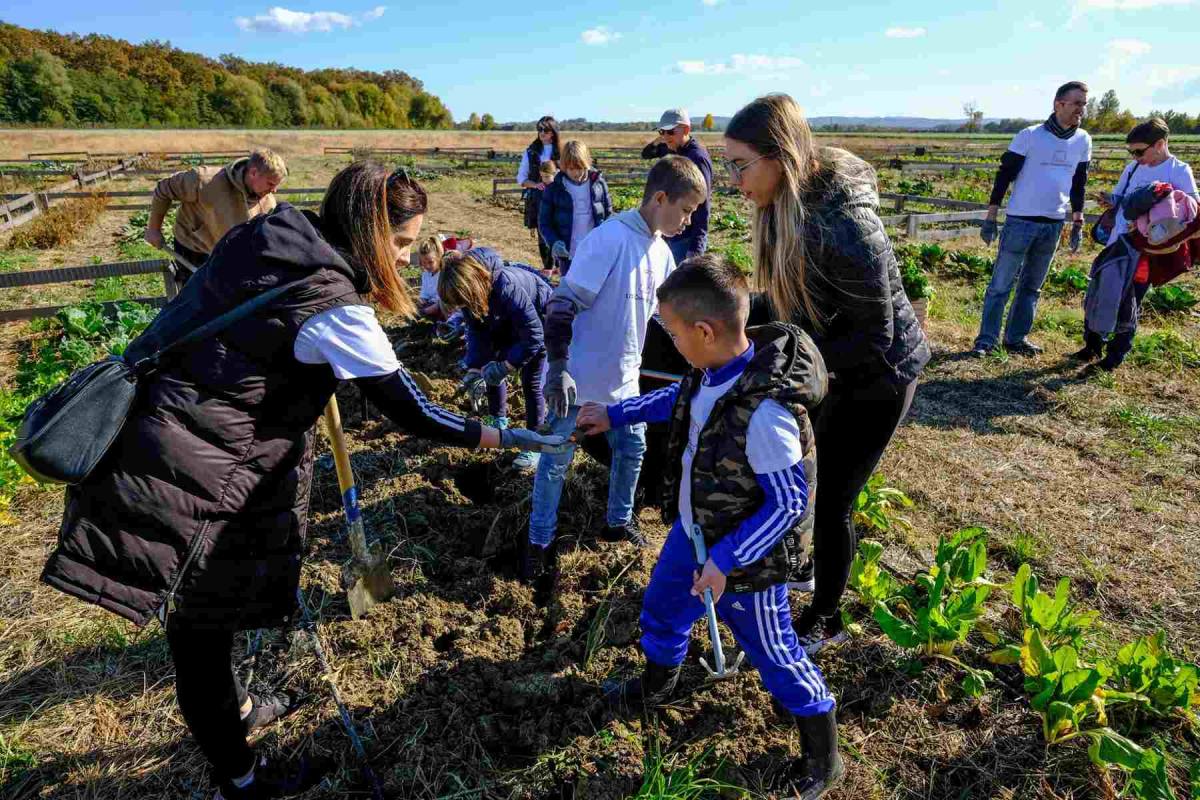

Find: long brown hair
<box><xmin>725</xmin><ymin>94</ymin><xmax>823</xmax><ymax>327</ymax></box>
<box><xmin>437</xmin><ymin>252</ymin><xmax>492</xmax><ymax>320</ymax></box>
<box><xmin>320</xmin><ymin>161</ymin><xmax>427</xmax><ymax>316</ymax></box>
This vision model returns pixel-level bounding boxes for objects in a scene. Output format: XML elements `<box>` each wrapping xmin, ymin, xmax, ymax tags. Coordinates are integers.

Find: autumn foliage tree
<box><xmin>0</xmin><ymin>22</ymin><xmax>454</xmax><ymax>129</ymax></box>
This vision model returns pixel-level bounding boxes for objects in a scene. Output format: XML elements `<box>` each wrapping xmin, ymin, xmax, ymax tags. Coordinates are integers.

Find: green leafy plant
<box><xmin>718</xmin><ymin>241</ymin><xmax>752</xmax><ymax>274</ymax></box>
<box><xmin>896</xmin><ymin>177</ymin><xmax>934</xmax><ymax>196</ymax></box>
<box><xmin>1143</xmin><ymin>284</ymin><xmax>1199</xmax><ymax>315</ymax></box>
<box><xmin>1084</xmin><ymin>728</ymin><xmax>1179</xmax><ymax>800</ymax></box>
<box><xmin>852</xmin><ymin>473</ymin><xmax>913</xmax><ymax>534</ymax></box>
<box><xmin>873</xmin><ymin>529</ymin><xmax>993</xmax><ymax>658</ymax></box>
<box><xmin>1131</xmin><ymin>330</ymin><xmax>1200</xmax><ymax>371</ymax></box>
<box><xmin>1105</xmin><ymin>631</ymin><xmax>1199</xmax><ymax>721</ymax></box>
<box><xmin>1012</xmin><ymin>629</ymin><xmax>1110</xmax><ymax>743</ymax></box>
<box><xmin>847</xmin><ymin>539</ymin><xmax>900</xmax><ymax>606</ymax></box>
<box><xmin>918</xmin><ymin>243</ymin><xmax>947</xmax><ymax>270</ymax></box>
<box><xmin>1046</xmin><ymin>266</ymin><xmax>1090</xmax><ymax>294</ymax></box>
<box><xmin>710</xmin><ymin>209</ymin><xmax>749</xmax><ymax>234</ymax></box>
<box><xmin>901</xmin><ymin>260</ymin><xmax>935</xmax><ymax>301</ymax></box>
<box><xmin>1004</xmin><ymin>563</ymin><xmax>1099</xmax><ymax>650</ymax></box>
<box><xmin>945</xmin><ymin>250</ymin><xmax>991</xmax><ymax>279</ymax></box>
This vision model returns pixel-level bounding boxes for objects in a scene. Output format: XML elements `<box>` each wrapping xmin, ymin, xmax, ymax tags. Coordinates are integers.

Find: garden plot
<box><xmin>1</xmin><ymin>145</ymin><xmax>1199</xmax><ymax>799</ymax></box>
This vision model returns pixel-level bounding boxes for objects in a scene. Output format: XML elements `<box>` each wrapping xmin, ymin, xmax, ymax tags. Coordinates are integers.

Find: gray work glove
<box><xmin>1069</xmin><ymin>221</ymin><xmax>1083</xmax><ymax>254</ymax></box>
<box><xmin>544</xmin><ymin>358</ymin><xmax>577</xmax><ymax>418</ymax></box>
<box><xmin>980</xmin><ymin>219</ymin><xmax>998</xmax><ymax>245</ymax></box>
<box><xmin>481</xmin><ymin>360</ymin><xmax>511</xmax><ymax>387</ymax></box>
<box><xmin>551</xmin><ymin>240</ymin><xmax>569</xmax><ymax>260</ymax></box>
<box><xmin>500</xmin><ymin>427</ymin><xmax>571</xmax><ymax>454</ymax></box>
<box><xmin>461</xmin><ymin>370</ymin><xmax>485</xmax><ymax>396</ymax></box>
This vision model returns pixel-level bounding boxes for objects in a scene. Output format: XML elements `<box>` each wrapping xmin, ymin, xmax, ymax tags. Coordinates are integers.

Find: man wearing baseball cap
<box><xmin>641</xmin><ymin>108</ymin><xmax>713</xmax><ymax>263</ymax></box>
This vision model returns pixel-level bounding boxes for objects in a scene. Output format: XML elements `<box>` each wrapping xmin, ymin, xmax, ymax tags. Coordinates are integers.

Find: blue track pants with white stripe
<box><xmin>640</xmin><ymin>520</ymin><xmax>835</xmax><ymax>717</ymax></box>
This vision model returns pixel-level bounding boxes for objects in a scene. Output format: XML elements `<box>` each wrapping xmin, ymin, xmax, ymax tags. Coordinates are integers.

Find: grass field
<box><xmin>1</xmin><ymin>144</ymin><xmax>1199</xmax><ymax>799</ymax></box>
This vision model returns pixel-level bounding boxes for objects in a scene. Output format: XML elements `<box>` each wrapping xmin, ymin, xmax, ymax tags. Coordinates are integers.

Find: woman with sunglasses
<box><xmin>517</xmin><ymin>116</ymin><xmax>561</xmax><ymax>270</ymax></box>
<box><xmin>41</xmin><ymin>162</ymin><xmax>567</xmax><ymax>800</ymax></box>
<box><xmin>1079</xmin><ymin>118</ymin><xmax>1197</xmax><ymax>369</ymax></box>
<box><xmin>723</xmin><ymin>94</ymin><xmax>930</xmax><ymax>658</ymax></box>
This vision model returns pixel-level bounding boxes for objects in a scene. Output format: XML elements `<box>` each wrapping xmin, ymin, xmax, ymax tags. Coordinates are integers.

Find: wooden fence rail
<box><xmin>0</xmin><ymin>258</ymin><xmax>176</xmax><ymax>322</ymax></box>
<box><xmin>0</xmin><ymin>156</ymin><xmax>148</xmax><ymax>233</ymax></box>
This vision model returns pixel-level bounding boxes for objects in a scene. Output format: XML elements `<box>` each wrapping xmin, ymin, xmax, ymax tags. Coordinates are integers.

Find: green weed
<box><xmin>632</xmin><ymin>743</ymin><xmax>745</xmax><ymax>800</ymax></box>
<box><xmin>1130</xmin><ymin>330</ymin><xmax>1200</xmax><ymax>371</ymax></box>
<box><xmin>1142</xmin><ymin>284</ymin><xmax>1198</xmax><ymax>316</ymax></box>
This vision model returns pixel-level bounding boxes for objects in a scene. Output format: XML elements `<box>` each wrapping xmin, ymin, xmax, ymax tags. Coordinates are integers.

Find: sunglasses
<box><xmin>721</xmin><ymin>153</ymin><xmax>769</xmax><ymax>183</ymax></box>
<box><xmin>537</xmin><ymin>126</ymin><xmax>554</xmax><ymax>133</ymax></box>
<box><xmin>1127</xmin><ymin>145</ymin><xmax>1151</xmax><ymax>157</ymax></box>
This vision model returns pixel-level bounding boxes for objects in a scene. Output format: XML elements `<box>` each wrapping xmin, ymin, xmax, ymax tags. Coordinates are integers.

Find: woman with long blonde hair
<box><xmin>724</xmin><ymin>96</ymin><xmax>930</xmax><ymax>649</ymax></box>
<box><xmin>41</xmin><ymin>162</ymin><xmax>567</xmax><ymax>799</ymax></box>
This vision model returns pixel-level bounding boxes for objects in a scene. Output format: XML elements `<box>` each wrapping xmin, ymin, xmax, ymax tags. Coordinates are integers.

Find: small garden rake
<box><xmin>689</xmin><ymin>524</ymin><xmax>745</xmax><ymax>680</ymax></box>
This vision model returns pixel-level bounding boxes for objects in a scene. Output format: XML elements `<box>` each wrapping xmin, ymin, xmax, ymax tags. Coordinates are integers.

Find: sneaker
<box><xmin>600</xmin><ymin>519</ymin><xmax>648</xmax><ymax>548</ymax></box>
<box><xmin>512</xmin><ymin>450</ymin><xmax>540</xmax><ymax>472</ymax></box>
<box><xmin>242</xmin><ymin>691</ymin><xmax>302</xmax><ymax>736</ymax></box>
<box><xmin>1004</xmin><ymin>339</ymin><xmax>1043</xmax><ymax>356</ymax></box>
<box><xmin>794</xmin><ymin>608</ymin><xmax>849</xmax><ymax>658</ymax></box>
<box><xmin>967</xmin><ymin>346</ymin><xmax>990</xmax><ymax>359</ymax></box>
<box><xmin>787</xmin><ymin>558</ymin><xmax>815</xmax><ymax>593</ymax></box>
<box><xmin>214</xmin><ymin>755</ymin><xmax>324</xmax><ymax>800</ymax></box>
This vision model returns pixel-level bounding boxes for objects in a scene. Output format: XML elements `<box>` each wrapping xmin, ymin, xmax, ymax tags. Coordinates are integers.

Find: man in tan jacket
<box><xmin>145</xmin><ymin>149</ymin><xmax>287</xmax><ymax>272</ymax></box>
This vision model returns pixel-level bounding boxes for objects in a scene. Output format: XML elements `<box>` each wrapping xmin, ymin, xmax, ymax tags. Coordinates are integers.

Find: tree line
<box><xmin>959</xmin><ymin>90</ymin><xmax>1199</xmax><ymax>135</ymax></box>
<box><xmin>0</xmin><ymin>22</ymin><xmax>453</xmax><ymax>129</ymax></box>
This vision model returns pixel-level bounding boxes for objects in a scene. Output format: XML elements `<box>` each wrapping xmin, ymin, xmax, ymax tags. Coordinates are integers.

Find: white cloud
<box><xmin>581</xmin><ymin>26</ymin><xmax>621</xmax><ymax>45</ymax></box>
<box><xmin>1097</xmin><ymin>38</ymin><xmax>1152</xmax><ymax>81</ymax></box>
<box><xmin>1147</xmin><ymin>66</ymin><xmax>1200</xmax><ymax>103</ymax></box>
<box><xmin>702</xmin><ymin>0</ymin><xmax>721</xmax><ymax>5</ymax></box>
<box><xmin>885</xmin><ymin>26</ymin><xmax>926</xmax><ymax>38</ymax></box>
<box><xmin>1069</xmin><ymin>0</ymin><xmax>1192</xmax><ymax>25</ymax></box>
<box><xmin>676</xmin><ymin>53</ymin><xmax>804</xmax><ymax>76</ymax></box>
<box><xmin>234</xmin><ymin>6</ymin><xmax>386</xmax><ymax>33</ymax></box>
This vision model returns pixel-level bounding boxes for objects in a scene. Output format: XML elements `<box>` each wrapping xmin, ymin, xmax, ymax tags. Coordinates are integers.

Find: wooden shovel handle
<box><xmin>322</xmin><ymin>397</ymin><xmax>355</xmax><ymax>498</ymax></box>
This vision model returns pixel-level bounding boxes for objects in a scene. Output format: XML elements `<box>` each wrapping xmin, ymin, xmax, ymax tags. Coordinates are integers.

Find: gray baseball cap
<box><xmin>657</xmin><ymin>108</ymin><xmax>691</xmax><ymax>131</ymax></box>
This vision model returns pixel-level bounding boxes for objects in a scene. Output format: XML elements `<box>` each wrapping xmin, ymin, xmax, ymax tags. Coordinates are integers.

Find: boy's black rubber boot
<box><xmin>519</xmin><ymin>540</ymin><xmax>557</xmax><ymax>584</ymax></box>
<box><xmin>214</xmin><ymin>756</ymin><xmax>324</xmax><ymax>800</ymax></box>
<box><xmin>603</xmin><ymin>660</ymin><xmax>680</xmax><ymax>711</ymax></box>
<box><xmin>785</xmin><ymin>709</ymin><xmax>845</xmax><ymax>799</ymax></box>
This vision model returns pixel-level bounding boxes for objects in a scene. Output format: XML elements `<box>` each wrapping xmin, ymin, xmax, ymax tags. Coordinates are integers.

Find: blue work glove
<box><xmin>481</xmin><ymin>360</ymin><xmax>511</xmax><ymax>386</ymax></box>
<box><xmin>1069</xmin><ymin>221</ymin><xmax>1083</xmax><ymax>253</ymax></box>
<box><xmin>980</xmin><ymin>219</ymin><xmax>998</xmax><ymax>245</ymax></box>
<box><xmin>544</xmin><ymin>358</ymin><xmax>577</xmax><ymax>418</ymax></box>
<box><xmin>551</xmin><ymin>240</ymin><xmax>569</xmax><ymax>260</ymax></box>
<box><xmin>500</xmin><ymin>427</ymin><xmax>571</xmax><ymax>454</ymax></box>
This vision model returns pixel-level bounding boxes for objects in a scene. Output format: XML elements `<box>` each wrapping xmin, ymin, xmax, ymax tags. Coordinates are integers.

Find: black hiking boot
<box><xmin>783</xmin><ymin>709</ymin><xmax>845</xmax><ymax>799</ymax></box>
<box><xmin>242</xmin><ymin>691</ymin><xmax>302</xmax><ymax>736</ymax></box>
<box><xmin>1069</xmin><ymin>344</ymin><xmax>1102</xmax><ymax>362</ymax></box>
<box><xmin>213</xmin><ymin>755</ymin><xmax>325</xmax><ymax>800</ymax></box>
<box><xmin>599</xmin><ymin>518</ymin><xmax>648</xmax><ymax>548</ymax></box>
<box><xmin>603</xmin><ymin>660</ymin><xmax>681</xmax><ymax>711</ymax></box>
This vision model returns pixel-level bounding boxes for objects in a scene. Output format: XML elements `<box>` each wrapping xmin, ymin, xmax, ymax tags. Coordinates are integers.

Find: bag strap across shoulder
<box><xmin>131</xmin><ymin>277</ymin><xmax>310</xmax><ymax>376</ymax></box>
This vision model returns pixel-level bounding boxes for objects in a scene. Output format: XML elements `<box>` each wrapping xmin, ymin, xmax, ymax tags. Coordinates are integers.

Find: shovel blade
<box><xmin>342</xmin><ymin>553</ymin><xmax>396</xmax><ymax>620</ymax></box>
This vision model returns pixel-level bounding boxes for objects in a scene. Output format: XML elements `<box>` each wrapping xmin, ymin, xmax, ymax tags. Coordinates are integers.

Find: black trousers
<box><xmin>809</xmin><ymin>374</ymin><xmax>918</xmax><ymax>617</ymax></box>
<box><xmin>1084</xmin><ymin>279</ymin><xmax>1150</xmax><ymax>366</ymax></box>
<box><xmin>171</xmin><ymin>241</ymin><xmax>209</xmax><ymax>290</ymax></box>
<box><xmin>166</xmin><ymin>619</ymin><xmax>254</xmax><ymax>782</ymax></box>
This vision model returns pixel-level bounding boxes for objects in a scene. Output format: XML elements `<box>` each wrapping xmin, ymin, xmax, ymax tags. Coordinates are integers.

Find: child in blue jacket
<box><xmin>439</xmin><ymin>247</ymin><xmax>553</xmax><ymax>470</ymax></box>
<box><xmin>577</xmin><ymin>255</ymin><xmax>842</xmax><ymax>799</ymax></box>
<box><xmin>538</xmin><ymin>140</ymin><xmax>612</xmax><ymax>275</ymax></box>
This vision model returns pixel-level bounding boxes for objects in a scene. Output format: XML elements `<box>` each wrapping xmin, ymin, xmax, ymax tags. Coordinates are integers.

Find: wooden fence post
<box><xmin>906</xmin><ymin>214</ymin><xmax>919</xmax><ymax>239</ymax></box>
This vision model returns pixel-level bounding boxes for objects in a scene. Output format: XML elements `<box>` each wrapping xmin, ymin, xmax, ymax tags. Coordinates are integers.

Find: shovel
<box><xmin>322</xmin><ymin>397</ymin><xmax>395</xmax><ymax>620</ymax></box>
<box><xmin>689</xmin><ymin>524</ymin><xmax>745</xmax><ymax>680</ymax></box>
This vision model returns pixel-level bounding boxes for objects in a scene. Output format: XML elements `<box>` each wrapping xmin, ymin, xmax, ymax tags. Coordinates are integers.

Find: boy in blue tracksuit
<box><xmin>577</xmin><ymin>255</ymin><xmax>843</xmax><ymax>799</ymax></box>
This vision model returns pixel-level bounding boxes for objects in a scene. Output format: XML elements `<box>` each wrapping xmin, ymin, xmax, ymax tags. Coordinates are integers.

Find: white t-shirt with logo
<box><xmin>1107</xmin><ymin>156</ymin><xmax>1198</xmax><ymax>244</ymax></box>
<box><xmin>564</xmin><ymin>176</ymin><xmax>595</xmax><ymax>258</ymax></box>
<box><xmin>1005</xmin><ymin>124</ymin><xmax>1092</xmax><ymax>219</ymax></box>
<box><xmin>677</xmin><ymin>366</ymin><xmax>805</xmax><ymax>536</ymax></box>
<box><xmin>564</xmin><ymin>213</ymin><xmax>675</xmax><ymax>404</ymax></box>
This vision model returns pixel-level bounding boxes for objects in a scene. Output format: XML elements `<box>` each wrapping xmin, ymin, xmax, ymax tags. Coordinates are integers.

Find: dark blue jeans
<box><xmin>486</xmin><ymin>351</ymin><xmax>547</xmax><ymax>429</ymax></box>
<box><xmin>974</xmin><ymin>217</ymin><xmax>1064</xmax><ymax>350</ymax></box>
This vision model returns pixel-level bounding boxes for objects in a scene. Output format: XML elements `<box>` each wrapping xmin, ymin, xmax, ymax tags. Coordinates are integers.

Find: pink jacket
<box><xmin>1137</xmin><ymin>188</ymin><xmax>1198</xmax><ymax>246</ymax></box>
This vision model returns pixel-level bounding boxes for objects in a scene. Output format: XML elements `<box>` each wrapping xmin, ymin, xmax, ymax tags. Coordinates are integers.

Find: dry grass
<box><xmin>1</xmin><ymin>161</ymin><xmax>1199</xmax><ymax>799</ymax></box>
<box><xmin>6</xmin><ymin>194</ymin><xmax>110</xmax><ymax>251</ymax></box>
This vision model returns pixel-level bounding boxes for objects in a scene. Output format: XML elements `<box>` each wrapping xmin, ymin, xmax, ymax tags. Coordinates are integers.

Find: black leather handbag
<box><xmin>9</xmin><ymin>278</ymin><xmax>306</xmax><ymax>485</ymax></box>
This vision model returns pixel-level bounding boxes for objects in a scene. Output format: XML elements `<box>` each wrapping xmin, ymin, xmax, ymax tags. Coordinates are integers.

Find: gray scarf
<box><xmin>1044</xmin><ymin>113</ymin><xmax>1078</xmax><ymax>140</ymax></box>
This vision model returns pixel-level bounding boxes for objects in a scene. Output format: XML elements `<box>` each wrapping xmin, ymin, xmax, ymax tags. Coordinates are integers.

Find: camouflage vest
<box><xmin>660</xmin><ymin>322</ymin><xmax>827</xmax><ymax>593</ymax></box>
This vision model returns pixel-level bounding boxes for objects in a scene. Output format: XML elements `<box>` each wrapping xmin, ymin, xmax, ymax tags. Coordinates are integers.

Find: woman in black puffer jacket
<box><xmin>724</xmin><ymin>94</ymin><xmax>930</xmax><ymax>655</ymax></box>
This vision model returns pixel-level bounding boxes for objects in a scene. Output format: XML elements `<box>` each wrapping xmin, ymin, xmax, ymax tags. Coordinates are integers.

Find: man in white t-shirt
<box><xmin>522</xmin><ymin>156</ymin><xmax>707</xmax><ymax>588</ymax></box>
<box><xmin>972</xmin><ymin>81</ymin><xmax>1092</xmax><ymax>357</ymax></box>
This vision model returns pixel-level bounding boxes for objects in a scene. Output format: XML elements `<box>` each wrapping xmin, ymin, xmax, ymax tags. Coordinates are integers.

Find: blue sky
<box><xmin>4</xmin><ymin>0</ymin><xmax>1197</xmax><ymax>123</ymax></box>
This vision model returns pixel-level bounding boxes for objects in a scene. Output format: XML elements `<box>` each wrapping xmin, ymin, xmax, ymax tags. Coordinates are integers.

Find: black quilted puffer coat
<box><xmin>42</xmin><ymin>205</ymin><xmax>365</xmax><ymax>630</ymax></box>
<box><xmin>752</xmin><ymin>151</ymin><xmax>930</xmax><ymax>387</ymax></box>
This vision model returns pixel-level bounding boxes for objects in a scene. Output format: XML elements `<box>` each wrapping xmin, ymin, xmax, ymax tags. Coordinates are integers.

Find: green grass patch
<box><xmin>1109</xmin><ymin>403</ymin><xmax>1200</xmax><ymax>456</ymax></box>
<box><xmin>0</xmin><ymin>250</ymin><xmax>36</xmax><ymax>273</ymax></box>
<box><xmin>632</xmin><ymin>743</ymin><xmax>745</xmax><ymax>799</ymax></box>
<box><xmin>1130</xmin><ymin>329</ymin><xmax>1200</xmax><ymax>371</ymax></box>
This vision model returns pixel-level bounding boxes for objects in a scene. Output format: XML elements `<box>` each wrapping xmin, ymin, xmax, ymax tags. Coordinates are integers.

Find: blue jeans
<box><xmin>640</xmin><ymin>522</ymin><xmax>835</xmax><ymax>717</ymax></box>
<box><xmin>528</xmin><ymin>406</ymin><xmax>647</xmax><ymax>547</ymax></box>
<box><xmin>974</xmin><ymin>217</ymin><xmax>1064</xmax><ymax>350</ymax></box>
